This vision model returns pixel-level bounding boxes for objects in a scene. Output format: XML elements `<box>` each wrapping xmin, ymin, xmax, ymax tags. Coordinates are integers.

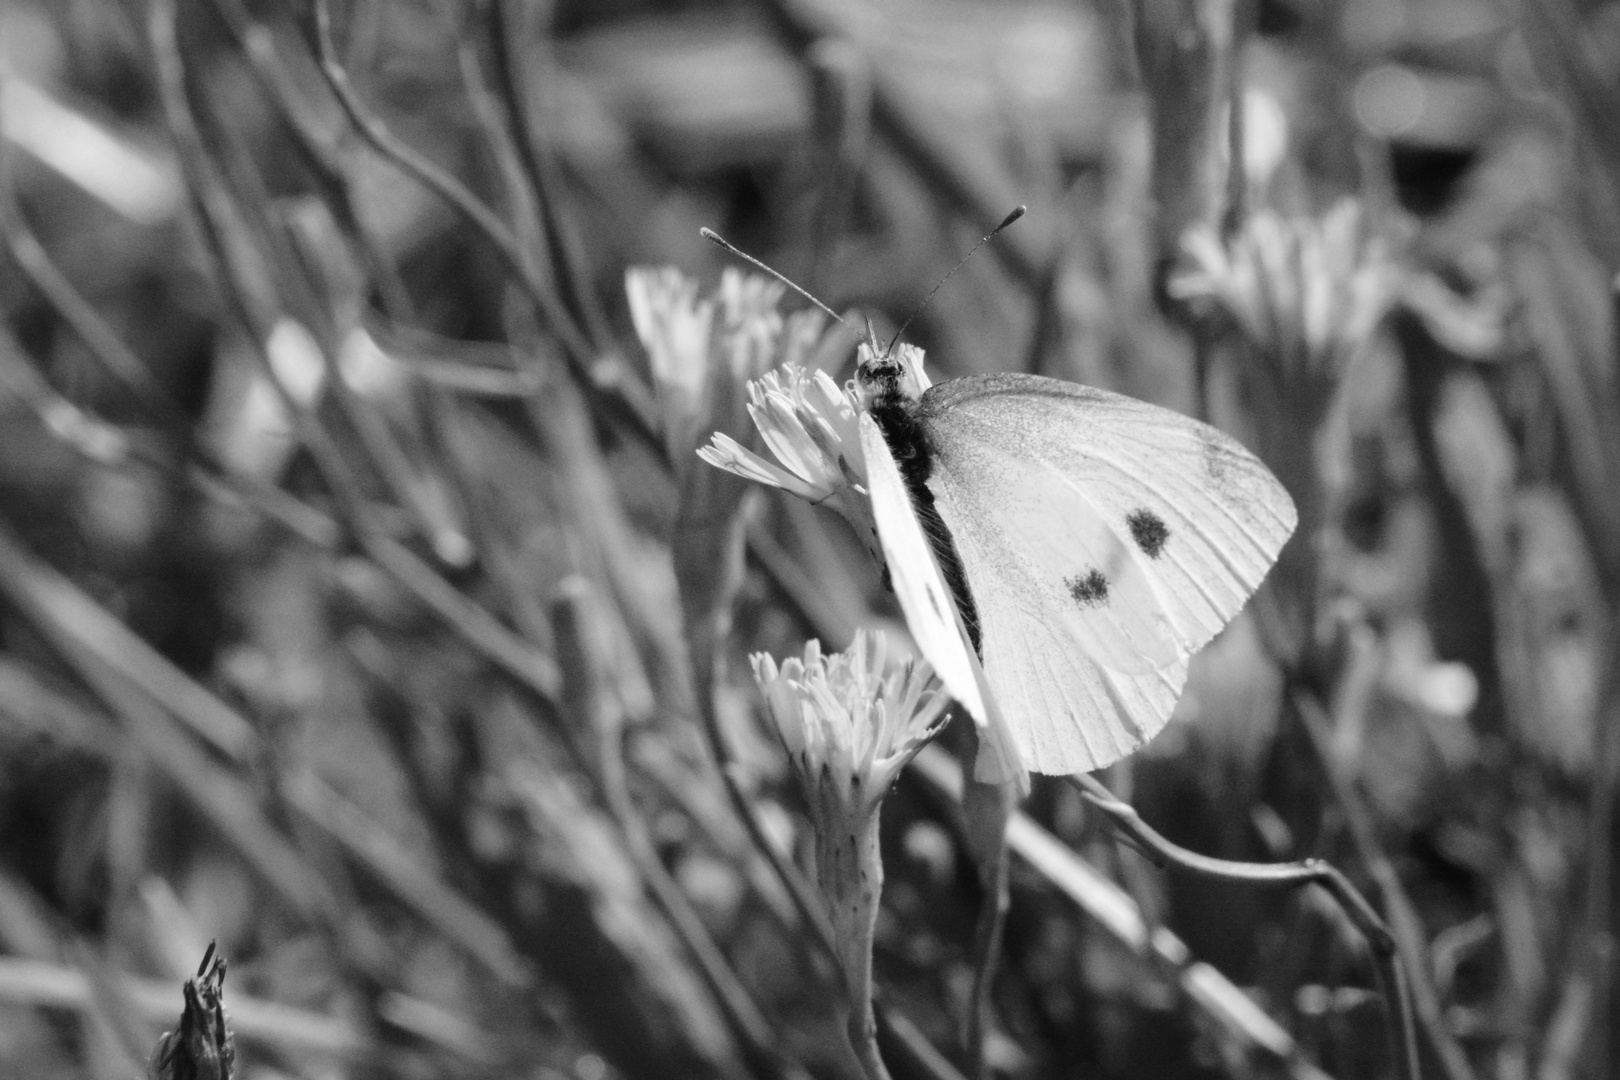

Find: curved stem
<box><xmin>1069</xmin><ymin>768</ymin><xmax>1419</xmax><ymax>1080</ymax></box>
<box><xmin>1292</xmin><ymin>688</ymin><xmax>1466</xmax><ymax>1080</ymax></box>
<box><xmin>307</xmin><ymin>0</ymin><xmax>661</xmax><ymax>446</ymax></box>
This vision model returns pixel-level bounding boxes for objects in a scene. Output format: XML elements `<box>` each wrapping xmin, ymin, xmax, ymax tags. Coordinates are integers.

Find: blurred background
<box><xmin>0</xmin><ymin>0</ymin><xmax>1616</xmax><ymax>1077</ymax></box>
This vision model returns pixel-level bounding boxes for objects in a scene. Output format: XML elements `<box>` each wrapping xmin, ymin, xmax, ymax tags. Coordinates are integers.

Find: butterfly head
<box><xmin>853</xmin><ymin>340</ymin><xmax>930</xmax><ymax>413</ymax></box>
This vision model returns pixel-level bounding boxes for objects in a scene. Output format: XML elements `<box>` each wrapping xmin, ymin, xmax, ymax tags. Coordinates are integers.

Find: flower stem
<box><xmin>820</xmin><ymin>818</ymin><xmax>890</xmax><ymax>1080</ymax></box>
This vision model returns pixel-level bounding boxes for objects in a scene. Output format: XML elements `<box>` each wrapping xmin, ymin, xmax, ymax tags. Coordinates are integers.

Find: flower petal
<box><xmin>698</xmin><ymin>433</ymin><xmax>823</xmax><ymax>501</ymax></box>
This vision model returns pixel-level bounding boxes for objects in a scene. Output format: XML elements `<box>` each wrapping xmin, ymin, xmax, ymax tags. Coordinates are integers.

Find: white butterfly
<box><xmin>853</xmin><ymin>342</ymin><xmax>1296</xmax><ymax>785</ymax></box>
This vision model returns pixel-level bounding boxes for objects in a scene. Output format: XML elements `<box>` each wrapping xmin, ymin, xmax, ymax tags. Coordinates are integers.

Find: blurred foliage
<box><xmin>0</xmin><ymin>0</ymin><xmax>1616</xmax><ymax>1078</ymax></box>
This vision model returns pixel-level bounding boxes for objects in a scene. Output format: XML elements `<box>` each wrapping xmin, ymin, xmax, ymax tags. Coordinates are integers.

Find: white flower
<box><xmin>714</xmin><ymin>268</ymin><xmax>784</xmax><ymax>375</ymax></box>
<box><xmin>698</xmin><ymin>362</ymin><xmax>874</xmax><ymax>539</ymax></box>
<box><xmin>627</xmin><ymin>266</ymin><xmax>836</xmax><ymax>465</ymax></box>
<box><xmin>751</xmin><ymin>631</ymin><xmax>949</xmax><ymax>1019</ymax></box>
<box><xmin>1171</xmin><ymin>199</ymin><xmax>1403</xmax><ymax>406</ymax></box>
<box><xmin>752</xmin><ymin>630</ymin><xmax>948</xmax><ymax>818</ymax></box>
<box><xmin>627</xmin><ymin>268</ymin><xmax>716</xmax><ymax>462</ymax></box>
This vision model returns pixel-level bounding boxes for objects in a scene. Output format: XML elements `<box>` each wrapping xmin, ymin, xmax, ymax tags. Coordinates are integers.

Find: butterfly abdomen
<box><xmin>867</xmin><ymin>387</ymin><xmax>985</xmax><ymax>656</ymax></box>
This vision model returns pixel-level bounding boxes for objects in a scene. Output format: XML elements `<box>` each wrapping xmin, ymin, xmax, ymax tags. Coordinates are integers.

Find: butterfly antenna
<box><xmin>885</xmin><ymin>205</ymin><xmax>1026</xmax><ymax>355</ymax></box>
<box><xmin>700</xmin><ymin>228</ymin><xmax>849</xmax><ymax>328</ymax></box>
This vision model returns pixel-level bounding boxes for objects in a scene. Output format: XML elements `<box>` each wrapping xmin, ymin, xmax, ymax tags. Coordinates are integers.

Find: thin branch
<box><xmin>753</xmin><ymin>0</ymin><xmax>1047</xmax><ymax>286</ymax></box>
<box><xmin>0</xmin><ymin>154</ymin><xmax>179</xmax><ymax>425</ymax></box>
<box><xmin>1068</xmin><ymin>771</ymin><xmax>1418</xmax><ymax>1080</ymax></box>
<box><xmin>910</xmin><ymin>746</ymin><xmax>1336</xmax><ymax>1080</ymax></box>
<box><xmin>1580</xmin><ymin>620</ymin><xmax>1620</xmax><ymax>1080</ymax></box>
<box><xmin>206</xmin><ymin>0</ymin><xmax>416</xmax><ymax>321</ymax></box>
<box><xmin>309</xmin><ymin>0</ymin><xmax>548</xmax><ymax>305</ymax></box>
<box><xmin>362</xmin><ymin>529</ymin><xmax>562</xmax><ymax>697</ymax></box>
<box><xmin>0</xmin><ymin>519</ymin><xmax>336</xmax><ymax>920</ymax></box>
<box><xmin>1293</xmin><ymin>688</ymin><xmax>1471</xmax><ymax>1080</ymax></box>
<box><xmin>4</xmin><ymin>9</ymin><xmax>369</xmax><ymax>555</ymax></box>
<box><xmin>279</xmin><ymin>769</ymin><xmax>530</xmax><ymax>987</ymax></box>
<box><xmin>452</xmin><ymin>14</ymin><xmax>548</xmax><ymax>284</ymax></box>
<box><xmin>4</xmin><ymin>146</ymin><xmax>343</xmax><ymax>549</ymax></box>
<box><xmin>485</xmin><ymin>0</ymin><xmax>616</xmax><ymax>350</ymax></box>
<box><xmin>153</xmin><ymin>0</ymin><xmax>565</xmax><ymax>711</ymax></box>
<box><xmin>149</xmin><ymin>0</ymin><xmax>375</xmax><ymax>523</ymax></box>
<box><xmin>1070</xmin><ymin>774</ymin><xmax>1391</xmax><ymax>937</ymax></box>
<box><xmin>308</xmin><ymin>0</ymin><xmax>663</xmax><ymax>444</ymax></box>
<box><xmin>551</xmin><ymin>587</ymin><xmax>802</xmax><ymax>1080</ymax></box>
<box><xmin>237</xmin><ymin>0</ymin><xmax>864</xmax><ymax>736</ymax></box>
<box><xmin>197</xmin><ymin>85</ymin><xmax>463</xmax><ymax>560</ymax></box>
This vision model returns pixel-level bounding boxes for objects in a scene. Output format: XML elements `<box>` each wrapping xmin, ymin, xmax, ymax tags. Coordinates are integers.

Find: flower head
<box><xmin>751</xmin><ymin>631</ymin><xmax>948</xmax><ymax>1019</ymax></box>
<box><xmin>627</xmin><ymin>267</ymin><xmax>713</xmax><ymax>458</ymax></box>
<box><xmin>1171</xmin><ymin>199</ymin><xmax>1403</xmax><ymax>411</ymax></box>
<box><xmin>626</xmin><ymin>266</ymin><xmax>835</xmax><ymax>465</ymax></box>
<box><xmin>752</xmin><ymin>630</ymin><xmax>948</xmax><ymax>821</ymax></box>
<box><xmin>698</xmin><ymin>361</ymin><xmax>874</xmax><ymax>538</ymax></box>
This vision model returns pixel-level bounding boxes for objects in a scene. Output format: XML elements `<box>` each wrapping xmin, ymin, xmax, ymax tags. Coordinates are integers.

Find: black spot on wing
<box><xmin>1126</xmin><ymin>508</ymin><xmax>1169</xmax><ymax>558</ymax></box>
<box><xmin>1067</xmin><ymin>568</ymin><xmax>1109</xmax><ymax>607</ymax></box>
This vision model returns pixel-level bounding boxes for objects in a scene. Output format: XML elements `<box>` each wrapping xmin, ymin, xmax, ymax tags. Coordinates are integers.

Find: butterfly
<box><xmin>854</xmin><ymin>340</ymin><xmax>1297</xmax><ymax>785</ymax></box>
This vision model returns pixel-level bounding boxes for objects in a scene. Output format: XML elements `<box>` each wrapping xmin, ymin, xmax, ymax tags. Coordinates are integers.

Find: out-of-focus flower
<box><xmin>751</xmin><ymin>630</ymin><xmax>947</xmax><ymax>1066</ymax></box>
<box><xmin>1173</xmin><ymin>201</ymin><xmax>1405</xmax><ymax>666</ymax></box>
<box><xmin>633</xmin><ymin>267</ymin><xmax>852</xmax><ymax>702</ymax></box>
<box><xmin>627</xmin><ymin>266</ymin><xmax>833</xmax><ymax>467</ymax></box>
<box><xmin>147</xmin><ymin>945</ymin><xmax>234</xmax><ymax>1080</ymax></box>
<box><xmin>628</xmin><ymin>268</ymin><xmax>714</xmax><ymax>461</ymax></box>
<box><xmin>1384</xmin><ymin>620</ymin><xmax>1478</xmax><ymax>723</ymax></box>
<box><xmin>1229</xmin><ymin>87</ymin><xmax>1289</xmax><ymax>192</ymax></box>
<box><xmin>1171</xmin><ymin>199</ymin><xmax>1404</xmax><ymax>412</ymax></box>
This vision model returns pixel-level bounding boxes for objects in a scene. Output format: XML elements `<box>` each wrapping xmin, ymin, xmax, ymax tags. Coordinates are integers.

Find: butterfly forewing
<box><xmin>916</xmin><ymin>373</ymin><xmax>1296</xmax><ymax>775</ymax></box>
<box><xmin>920</xmin><ymin>374</ymin><xmax>1296</xmax><ymax>654</ymax></box>
<box><xmin>921</xmin><ymin>427</ymin><xmax>1194</xmax><ymax>773</ymax></box>
<box><xmin>918</xmin><ymin>431</ymin><xmax>1179</xmax><ymax>674</ymax></box>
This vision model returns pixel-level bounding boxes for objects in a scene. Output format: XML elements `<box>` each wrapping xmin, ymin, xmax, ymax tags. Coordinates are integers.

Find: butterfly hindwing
<box><xmin>858</xmin><ymin>412</ymin><xmax>1026</xmax><ymax>788</ymax></box>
